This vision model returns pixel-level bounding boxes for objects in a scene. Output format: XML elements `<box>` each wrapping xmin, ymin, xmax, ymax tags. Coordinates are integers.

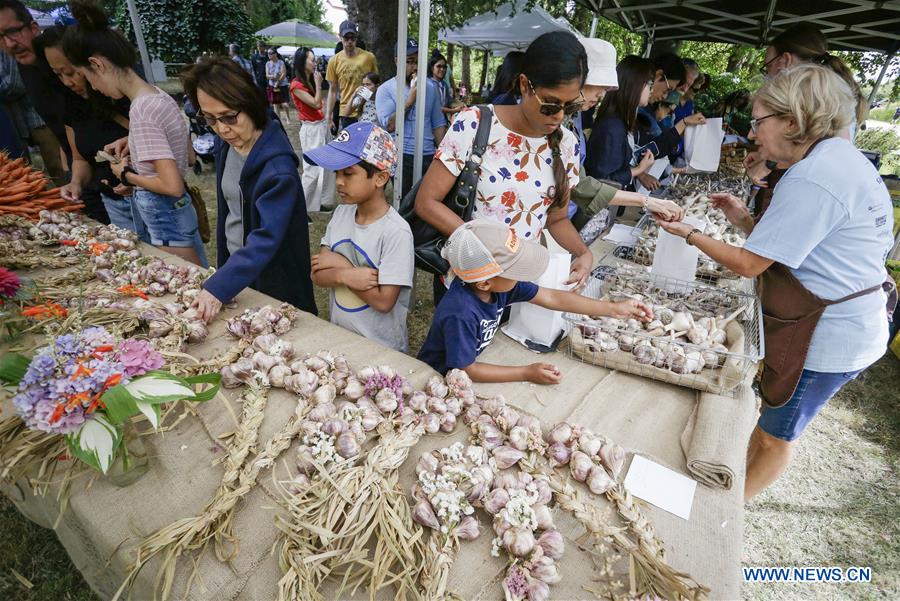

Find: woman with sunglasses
<box><xmin>290</xmin><ymin>47</ymin><xmax>336</xmax><ymax>213</ymax></box>
<box><xmin>427</xmin><ymin>51</ymin><xmax>460</xmax><ymax>120</ymax></box>
<box><xmin>658</xmin><ymin>64</ymin><xmax>893</xmax><ymax>502</ymax></box>
<box><xmin>63</xmin><ymin>1</ymin><xmax>207</xmax><ymax>267</ymax></box>
<box><xmin>181</xmin><ymin>58</ymin><xmax>317</xmax><ymax>323</ymax></box>
<box><xmin>415</xmin><ymin>31</ymin><xmax>593</xmax><ymax>303</ymax></box>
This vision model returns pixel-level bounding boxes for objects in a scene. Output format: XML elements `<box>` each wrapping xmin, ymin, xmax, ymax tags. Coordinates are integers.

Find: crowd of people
<box><xmin>0</xmin><ymin>0</ymin><xmax>894</xmax><ymax>502</ymax></box>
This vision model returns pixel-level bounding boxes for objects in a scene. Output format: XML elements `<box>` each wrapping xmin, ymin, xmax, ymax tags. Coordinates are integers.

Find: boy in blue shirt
<box><xmin>418</xmin><ymin>220</ymin><xmax>653</xmax><ymax>384</ymax></box>
<box><xmin>306</xmin><ymin>122</ymin><xmax>415</xmax><ymax>352</ymax></box>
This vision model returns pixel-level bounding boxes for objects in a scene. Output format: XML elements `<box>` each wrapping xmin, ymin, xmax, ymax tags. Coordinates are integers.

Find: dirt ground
<box><xmin>1</xmin><ymin>118</ymin><xmax>898</xmax><ymax>601</ymax></box>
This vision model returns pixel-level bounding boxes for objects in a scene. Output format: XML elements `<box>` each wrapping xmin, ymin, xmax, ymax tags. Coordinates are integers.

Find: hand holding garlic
<box><xmin>606</xmin><ymin>299</ymin><xmax>653</xmax><ymax>322</ymax></box>
<box><xmin>191</xmin><ymin>289</ymin><xmax>223</xmax><ymax>323</ymax></box>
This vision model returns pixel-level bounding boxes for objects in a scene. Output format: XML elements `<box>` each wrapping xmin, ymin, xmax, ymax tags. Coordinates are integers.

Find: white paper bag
<box><xmin>683</xmin><ymin>117</ymin><xmax>724</xmax><ymax>172</ymax></box>
<box><xmin>636</xmin><ymin>155</ymin><xmax>670</xmax><ymax>195</ymax></box>
<box><xmin>650</xmin><ymin>215</ymin><xmax>706</xmax><ymax>290</ymax></box>
<box><xmin>503</xmin><ymin>251</ymin><xmax>572</xmax><ymax>351</ymax></box>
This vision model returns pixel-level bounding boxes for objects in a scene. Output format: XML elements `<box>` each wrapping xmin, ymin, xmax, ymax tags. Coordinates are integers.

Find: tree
<box><xmin>245</xmin><ymin>0</ymin><xmax>329</xmax><ymax>34</ymax></box>
<box><xmin>344</xmin><ymin>0</ymin><xmax>399</xmax><ymax>79</ymax></box>
<box><xmin>105</xmin><ymin>0</ymin><xmax>254</xmax><ymax>63</ymax></box>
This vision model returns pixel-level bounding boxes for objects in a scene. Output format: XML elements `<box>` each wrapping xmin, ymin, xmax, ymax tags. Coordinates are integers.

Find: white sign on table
<box><xmin>650</xmin><ymin>215</ymin><xmax>706</xmax><ymax>290</ymax></box>
<box><xmin>683</xmin><ymin>117</ymin><xmax>724</xmax><ymax>172</ymax></box>
<box><xmin>624</xmin><ymin>455</ymin><xmax>697</xmax><ymax>520</ymax></box>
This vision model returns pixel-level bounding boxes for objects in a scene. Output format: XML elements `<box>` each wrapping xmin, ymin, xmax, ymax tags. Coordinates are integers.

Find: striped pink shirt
<box><xmin>128</xmin><ymin>90</ymin><xmax>189</xmax><ymax>179</ymax></box>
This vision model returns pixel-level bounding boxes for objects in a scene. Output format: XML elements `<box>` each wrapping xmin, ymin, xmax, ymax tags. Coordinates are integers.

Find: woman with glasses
<box><xmin>587</xmin><ymin>56</ymin><xmax>704</xmax><ymax>193</ymax></box>
<box><xmin>658</xmin><ymin>64</ymin><xmax>893</xmax><ymax>502</ymax></box>
<box><xmin>746</xmin><ymin>23</ymin><xmax>866</xmax><ymax>203</ymax></box>
<box><xmin>415</xmin><ymin>31</ymin><xmax>594</xmax><ymax>304</ymax></box>
<box><xmin>181</xmin><ymin>58</ymin><xmax>317</xmax><ymax>323</ymax></box>
<box><xmin>427</xmin><ymin>51</ymin><xmax>460</xmax><ymax>121</ymax></box>
<box><xmin>290</xmin><ymin>47</ymin><xmax>336</xmax><ymax>213</ymax></box>
<box><xmin>63</xmin><ymin>1</ymin><xmax>207</xmax><ymax>267</ymax></box>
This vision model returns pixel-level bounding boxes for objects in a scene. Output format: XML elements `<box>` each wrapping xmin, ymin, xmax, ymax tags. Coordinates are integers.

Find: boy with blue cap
<box><xmin>306</xmin><ymin>122</ymin><xmax>415</xmax><ymax>352</ymax></box>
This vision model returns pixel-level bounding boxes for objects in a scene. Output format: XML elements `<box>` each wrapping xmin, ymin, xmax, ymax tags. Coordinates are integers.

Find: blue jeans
<box><xmin>758</xmin><ymin>368</ymin><xmax>864</xmax><ymax>442</ymax></box>
<box><xmin>101</xmin><ymin>194</ymin><xmax>149</xmax><ymax>243</ymax></box>
<box><xmin>132</xmin><ymin>188</ymin><xmax>208</xmax><ymax>267</ymax></box>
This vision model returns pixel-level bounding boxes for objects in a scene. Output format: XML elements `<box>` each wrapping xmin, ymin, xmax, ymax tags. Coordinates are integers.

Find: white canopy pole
<box><xmin>394</xmin><ymin>1</ymin><xmax>409</xmax><ymax>207</ymax></box>
<box><xmin>125</xmin><ymin>0</ymin><xmax>154</xmax><ymax>85</ymax></box>
<box><xmin>867</xmin><ymin>49</ymin><xmax>897</xmax><ymax>105</ymax></box>
<box><xmin>413</xmin><ymin>0</ymin><xmax>431</xmax><ymax>183</ymax></box>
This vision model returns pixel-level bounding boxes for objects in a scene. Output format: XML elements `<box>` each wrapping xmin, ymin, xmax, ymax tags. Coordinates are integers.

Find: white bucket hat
<box><xmin>581</xmin><ymin>38</ymin><xmax>618</xmax><ymax>89</ymax></box>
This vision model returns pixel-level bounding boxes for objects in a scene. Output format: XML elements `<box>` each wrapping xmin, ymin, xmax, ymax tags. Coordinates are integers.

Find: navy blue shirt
<box><xmin>418</xmin><ymin>278</ymin><xmax>539</xmax><ymax>374</ymax></box>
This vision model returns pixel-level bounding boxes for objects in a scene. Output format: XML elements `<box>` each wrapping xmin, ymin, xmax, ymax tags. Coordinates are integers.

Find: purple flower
<box><xmin>21</xmin><ymin>353</ymin><xmax>56</xmax><ymax>386</ymax></box>
<box><xmin>115</xmin><ymin>338</ymin><xmax>164</xmax><ymax>377</ymax></box>
<box><xmin>53</xmin><ymin>334</ymin><xmax>82</xmax><ymax>357</ymax></box>
<box><xmin>81</xmin><ymin>326</ymin><xmax>116</xmax><ymax>349</ymax></box>
<box><xmin>503</xmin><ymin>565</ymin><xmax>529</xmax><ymax>598</ymax></box>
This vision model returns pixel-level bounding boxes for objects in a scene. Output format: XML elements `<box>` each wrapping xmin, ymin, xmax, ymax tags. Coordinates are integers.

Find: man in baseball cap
<box><xmin>326</xmin><ymin>20</ymin><xmax>378</xmax><ymax>131</ymax></box>
<box><xmin>417</xmin><ymin>220</ymin><xmax>652</xmax><ymax>384</ymax></box>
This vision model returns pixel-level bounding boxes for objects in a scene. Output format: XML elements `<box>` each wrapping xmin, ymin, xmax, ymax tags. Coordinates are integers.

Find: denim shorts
<box><xmin>100</xmin><ymin>194</ymin><xmax>149</xmax><ymax>243</ymax></box>
<box><xmin>758</xmin><ymin>368</ymin><xmax>864</xmax><ymax>442</ymax></box>
<box><xmin>132</xmin><ymin>188</ymin><xmax>208</xmax><ymax>266</ymax></box>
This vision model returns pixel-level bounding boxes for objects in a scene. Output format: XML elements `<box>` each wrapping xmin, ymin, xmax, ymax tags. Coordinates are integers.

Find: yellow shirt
<box><xmin>326</xmin><ymin>49</ymin><xmax>378</xmax><ymax>117</ymax></box>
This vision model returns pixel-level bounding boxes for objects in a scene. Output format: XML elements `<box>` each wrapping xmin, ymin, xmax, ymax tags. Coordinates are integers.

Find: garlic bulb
<box><xmin>426</xmin><ymin>396</ymin><xmax>447</xmax><ymax>415</ymax></box>
<box><xmin>483</xmin><ymin>488</ymin><xmax>510</xmax><ymax>515</ymax></box>
<box><xmin>687</xmin><ymin>325</ymin><xmax>709</xmax><ymax>345</ymax></box>
<box><xmin>578</xmin><ymin>434</ymin><xmax>603</xmax><ymax>458</ymax></box>
<box><xmin>492</xmin><ymin>445</ymin><xmax>525</xmax><ymax>470</ymax></box>
<box><xmin>320</xmin><ymin>419</ymin><xmax>346</xmax><ymax>436</ymax></box>
<box><xmin>456</xmin><ymin>515</ymin><xmax>480</xmax><ymax>540</ymax></box>
<box><xmin>570</xmin><ymin>451</ymin><xmax>592</xmax><ymax>482</ymax></box>
<box><xmin>408</xmin><ymin>391</ymin><xmax>428</xmax><ymax>413</ymax></box>
<box><xmin>335</xmin><ymin>432</ymin><xmax>360</xmax><ymax>459</ymax></box>
<box><xmin>307</xmin><ymin>402</ymin><xmax>336</xmax><ymax>422</ymax></box>
<box><xmin>533</xmin><ymin>504</ymin><xmax>554</xmax><ymax>530</ymax></box>
<box><xmin>413</xmin><ymin>500</ymin><xmax>440</xmax><ymax>530</ymax></box>
<box><xmin>439</xmin><ymin>412</ymin><xmax>456</xmax><ymax>433</ymax></box>
<box><xmin>531</xmin><ymin>557</ymin><xmax>561</xmax><ymax>584</ymax></box>
<box><xmin>422</xmin><ymin>413</ymin><xmax>441</xmax><ymax>434</ymax></box>
<box><xmin>547</xmin><ymin>423</ymin><xmax>572</xmax><ymax>445</ymax></box>
<box><xmin>537</xmin><ymin>529</ymin><xmax>564</xmax><ymax>560</ymax></box>
<box><xmin>313</xmin><ymin>383</ymin><xmax>336</xmax><ymax>405</ymax></box>
<box><xmin>508</xmin><ymin>426</ymin><xmax>530</xmax><ymax>452</ymax></box>
<box><xmin>587</xmin><ymin>465</ymin><xmax>616</xmax><ymax>495</ymax></box>
<box><xmin>415</xmin><ymin>453</ymin><xmax>439</xmax><ymax>476</ymax></box>
<box><xmin>375</xmin><ymin>389</ymin><xmax>398</xmax><ymax>414</ymax></box>
<box><xmin>219</xmin><ymin>365</ymin><xmax>242</xmax><ymax>388</ymax></box>
<box><xmin>527</xmin><ymin>579</ymin><xmax>550</xmax><ymax>601</ymax></box>
<box><xmin>709</xmin><ymin>328</ymin><xmax>727</xmax><ymax>345</ymax></box>
<box><xmin>598</xmin><ymin>443</ymin><xmax>625</xmax><ymax>479</ymax></box>
<box><xmin>503</xmin><ymin>527</ymin><xmax>536</xmax><ymax>558</ymax></box>
<box><xmin>268</xmin><ymin>364</ymin><xmax>292</xmax><ymax>388</ymax></box>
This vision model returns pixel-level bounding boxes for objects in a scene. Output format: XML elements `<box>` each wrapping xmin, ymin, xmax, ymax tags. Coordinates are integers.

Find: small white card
<box><xmin>603</xmin><ymin>223</ymin><xmax>640</xmax><ymax>247</ymax></box>
<box><xmin>623</xmin><ymin>455</ymin><xmax>696</xmax><ymax>520</ymax></box>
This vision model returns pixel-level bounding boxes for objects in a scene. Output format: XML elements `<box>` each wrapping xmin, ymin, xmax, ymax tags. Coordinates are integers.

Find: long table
<box><xmin>1</xmin><ymin>237</ymin><xmax>757</xmax><ymax>600</ymax></box>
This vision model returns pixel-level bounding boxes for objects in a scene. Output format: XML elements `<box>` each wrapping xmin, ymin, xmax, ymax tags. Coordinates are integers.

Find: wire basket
<box><xmin>565</xmin><ymin>261</ymin><xmax>764</xmax><ymax>397</ymax></box>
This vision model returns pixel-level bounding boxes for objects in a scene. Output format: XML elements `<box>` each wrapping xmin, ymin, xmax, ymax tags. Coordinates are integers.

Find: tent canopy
<box><xmin>439</xmin><ymin>0</ymin><xmax>581</xmax><ymax>52</ymax></box>
<box><xmin>255</xmin><ymin>19</ymin><xmax>337</xmax><ymax>48</ymax></box>
<box><xmin>577</xmin><ymin>0</ymin><xmax>900</xmax><ymax>54</ymax></box>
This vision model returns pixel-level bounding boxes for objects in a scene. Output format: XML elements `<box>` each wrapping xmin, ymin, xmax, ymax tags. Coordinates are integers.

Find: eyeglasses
<box><xmin>663</xmin><ymin>74</ymin><xmax>675</xmax><ymax>91</ymax></box>
<box><xmin>434</xmin><ymin>64</ymin><xmax>447</xmax><ymax>69</ymax></box>
<box><xmin>528</xmin><ymin>80</ymin><xmax>585</xmax><ymax>117</ymax></box>
<box><xmin>0</xmin><ymin>22</ymin><xmax>30</xmax><ymax>42</ymax></box>
<box><xmin>199</xmin><ymin>111</ymin><xmax>241</xmax><ymax>127</ymax></box>
<box><xmin>760</xmin><ymin>53</ymin><xmax>783</xmax><ymax>74</ymax></box>
<box><xmin>749</xmin><ymin>112</ymin><xmax>783</xmax><ymax>132</ymax></box>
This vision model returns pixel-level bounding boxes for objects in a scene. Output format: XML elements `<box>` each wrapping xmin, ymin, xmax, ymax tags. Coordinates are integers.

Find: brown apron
<box><xmin>757</xmin><ymin>264</ymin><xmax>886</xmax><ymax>408</ymax></box>
<box><xmin>757</xmin><ymin>137</ymin><xmax>897</xmax><ymax>408</ymax></box>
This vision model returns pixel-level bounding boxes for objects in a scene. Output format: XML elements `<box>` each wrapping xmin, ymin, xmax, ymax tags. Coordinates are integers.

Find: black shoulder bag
<box><xmin>399</xmin><ymin>104</ymin><xmax>493</xmax><ymax>275</ymax></box>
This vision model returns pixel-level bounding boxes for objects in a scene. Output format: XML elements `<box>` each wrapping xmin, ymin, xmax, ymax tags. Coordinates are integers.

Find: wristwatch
<box><xmin>685</xmin><ymin>228</ymin><xmax>702</xmax><ymax>246</ymax></box>
<box><xmin>120</xmin><ymin>165</ymin><xmax>137</xmax><ymax>185</ymax></box>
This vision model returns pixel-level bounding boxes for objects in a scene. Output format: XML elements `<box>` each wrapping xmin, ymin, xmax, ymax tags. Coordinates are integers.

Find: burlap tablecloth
<box><xmin>1</xmin><ymin>236</ymin><xmax>757</xmax><ymax>601</ymax></box>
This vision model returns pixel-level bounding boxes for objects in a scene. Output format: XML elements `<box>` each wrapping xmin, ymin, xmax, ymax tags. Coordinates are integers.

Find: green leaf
<box><xmin>135</xmin><ymin>401</ymin><xmax>161</xmax><ymax>429</ymax></box>
<box><xmin>0</xmin><ymin>353</ymin><xmax>31</xmax><ymax>385</ymax></box>
<box><xmin>101</xmin><ymin>385</ymin><xmax>140</xmax><ymax>425</ymax></box>
<box><xmin>123</xmin><ymin>371</ymin><xmax>196</xmax><ymax>404</ymax></box>
<box><xmin>184</xmin><ymin>372</ymin><xmax>222</xmax><ymax>402</ymax></box>
<box><xmin>66</xmin><ymin>416</ymin><xmax>122</xmax><ymax>473</ymax></box>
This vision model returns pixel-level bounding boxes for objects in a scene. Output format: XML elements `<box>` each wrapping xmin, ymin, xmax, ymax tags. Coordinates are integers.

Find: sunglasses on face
<box><xmin>435</xmin><ymin>64</ymin><xmax>447</xmax><ymax>69</ymax></box>
<box><xmin>528</xmin><ymin>80</ymin><xmax>585</xmax><ymax>117</ymax></box>
<box><xmin>199</xmin><ymin>111</ymin><xmax>240</xmax><ymax>126</ymax></box>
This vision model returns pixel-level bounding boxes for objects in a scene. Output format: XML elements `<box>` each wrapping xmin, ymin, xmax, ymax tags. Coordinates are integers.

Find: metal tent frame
<box><xmin>394</xmin><ymin>0</ymin><xmax>900</xmax><ymax>205</ymax></box>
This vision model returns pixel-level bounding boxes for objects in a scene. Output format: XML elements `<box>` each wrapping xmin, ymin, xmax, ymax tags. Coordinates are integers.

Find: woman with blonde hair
<box><xmin>658</xmin><ymin>64</ymin><xmax>894</xmax><ymax>502</ymax></box>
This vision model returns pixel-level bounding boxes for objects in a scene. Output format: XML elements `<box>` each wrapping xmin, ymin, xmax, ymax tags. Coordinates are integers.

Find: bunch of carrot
<box><xmin>0</xmin><ymin>152</ymin><xmax>84</xmax><ymax>219</ymax></box>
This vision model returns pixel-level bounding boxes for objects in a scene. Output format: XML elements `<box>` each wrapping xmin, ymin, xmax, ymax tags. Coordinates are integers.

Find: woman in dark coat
<box><xmin>181</xmin><ymin>58</ymin><xmax>317</xmax><ymax>321</ymax></box>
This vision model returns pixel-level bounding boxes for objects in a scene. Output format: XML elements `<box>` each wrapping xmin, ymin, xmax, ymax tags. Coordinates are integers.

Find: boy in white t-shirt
<box><xmin>305</xmin><ymin>122</ymin><xmax>414</xmax><ymax>352</ymax></box>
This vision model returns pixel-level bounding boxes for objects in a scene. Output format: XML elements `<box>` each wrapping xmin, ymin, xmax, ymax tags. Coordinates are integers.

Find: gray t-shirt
<box><xmin>222</xmin><ymin>146</ymin><xmax>247</xmax><ymax>255</ymax></box>
<box><xmin>321</xmin><ymin>204</ymin><xmax>414</xmax><ymax>352</ymax></box>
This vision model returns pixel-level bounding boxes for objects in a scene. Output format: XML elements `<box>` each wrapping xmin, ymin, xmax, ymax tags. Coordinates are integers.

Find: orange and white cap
<box><xmin>442</xmin><ymin>220</ymin><xmax>549</xmax><ymax>283</ymax></box>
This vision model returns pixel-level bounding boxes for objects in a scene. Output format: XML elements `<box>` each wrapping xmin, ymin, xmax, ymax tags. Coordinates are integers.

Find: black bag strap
<box><xmin>449</xmin><ymin>104</ymin><xmax>493</xmax><ymax>215</ymax></box>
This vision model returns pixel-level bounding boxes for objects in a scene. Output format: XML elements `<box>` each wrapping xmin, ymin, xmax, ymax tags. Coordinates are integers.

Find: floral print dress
<box><xmin>434</xmin><ymin>105</ymin><xmax>579</xmax><ymax>240</ymax></box>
